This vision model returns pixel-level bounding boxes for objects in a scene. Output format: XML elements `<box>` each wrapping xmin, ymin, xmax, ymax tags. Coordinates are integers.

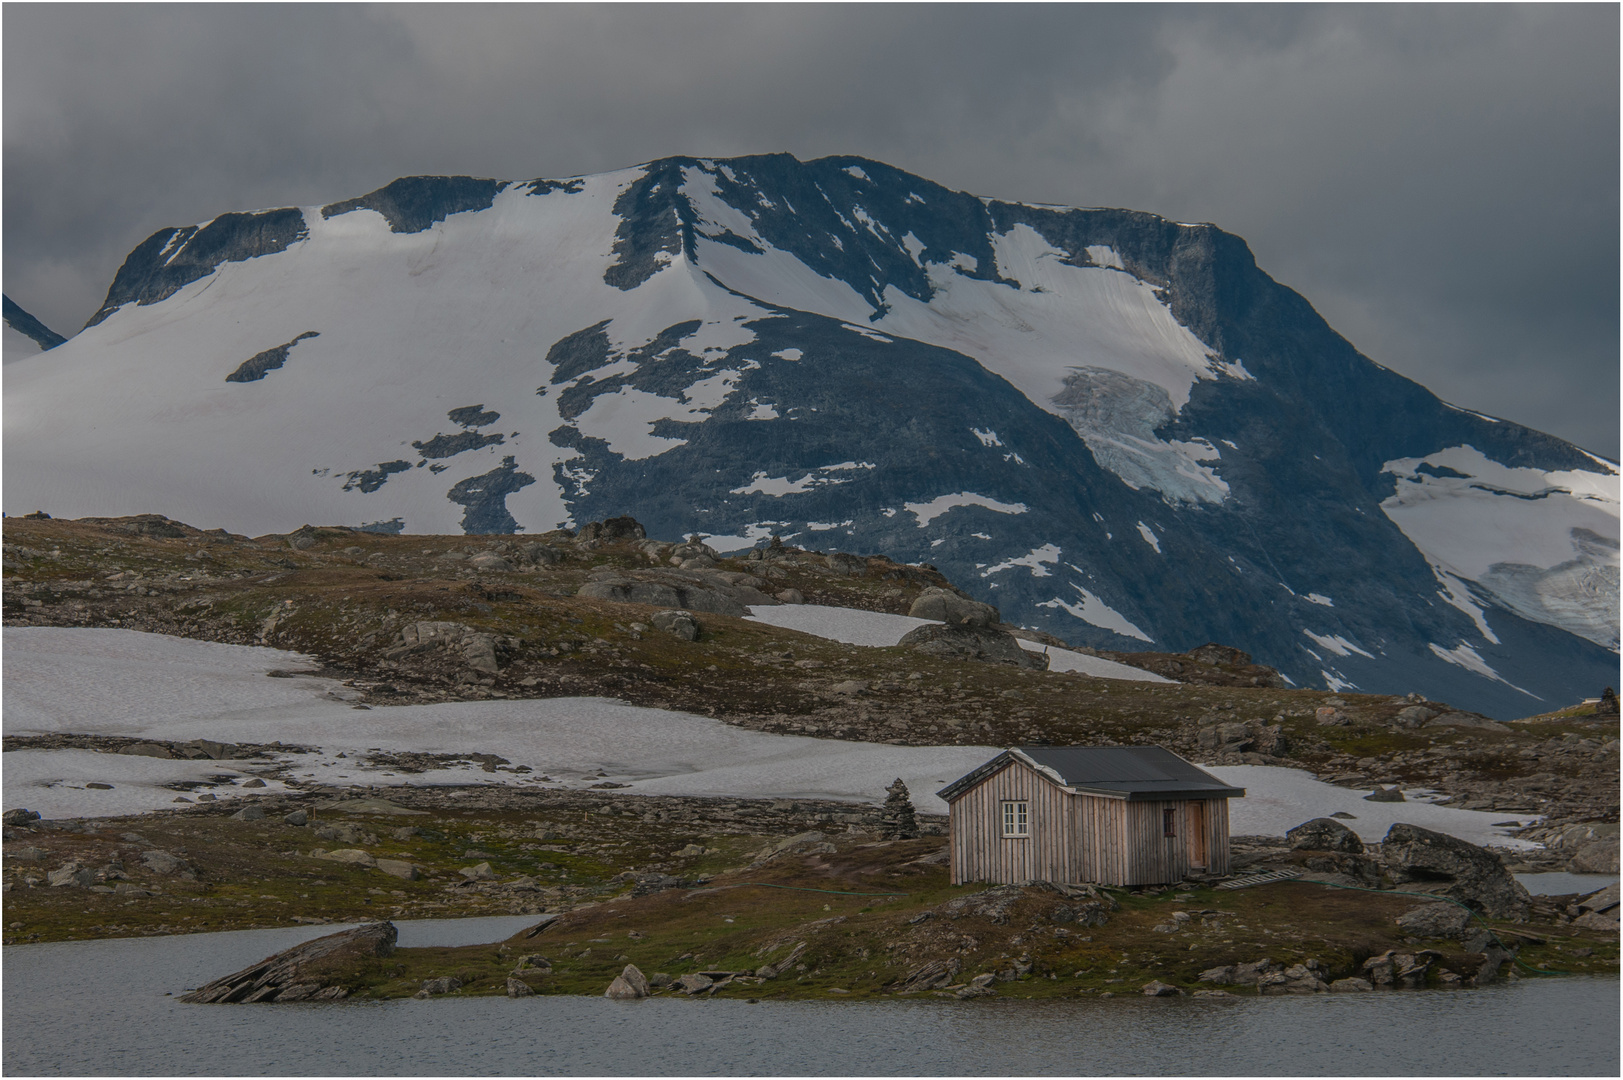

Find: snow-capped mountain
<box><xmin>4</xmin><ymin>155</ymin><xmax>1616</xmax><ymax>717</ymax></box>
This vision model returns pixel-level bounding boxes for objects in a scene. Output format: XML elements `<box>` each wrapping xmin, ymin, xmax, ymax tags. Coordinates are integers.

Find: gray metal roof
<box><xmin>937</xmin><ymin>745</ymin><xmax>1244</xmax><ymax>802</ymax></box>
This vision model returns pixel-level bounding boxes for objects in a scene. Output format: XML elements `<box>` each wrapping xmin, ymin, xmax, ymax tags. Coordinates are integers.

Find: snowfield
<box><xmin>743</xmin><ymin>604</ymin><xmax>1172</xmax><ymax>682</ymax></box>
<box><xmin>1381</xmin><ymin>444</ymin><xmax>1619</xmax><ymax>650</ymax></box>
<box><xmin>1</xmin><ymin>628</ymin><xmax>1537</xmax><ymax>848</ymax></box>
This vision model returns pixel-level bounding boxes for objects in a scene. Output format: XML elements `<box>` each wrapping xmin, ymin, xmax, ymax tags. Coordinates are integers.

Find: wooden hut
<box><xmin>936</xmin><ymin>746</ymin><xmax>1244</xmax><ymax>887</ymax></box>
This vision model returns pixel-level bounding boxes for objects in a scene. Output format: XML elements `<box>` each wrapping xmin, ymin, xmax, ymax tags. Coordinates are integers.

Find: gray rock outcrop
<box><xmin>1380</xmin><ymin>823</ymin><xmax>1532</xmax><ymax>918</ymax></box>
<box><xmin>1395</xmin><ymin>902</ymin><xmax>1473</xmax><ymax>939</ymax></box>
<box><xmin>180</xmin><ymin>922</ymin><xmax>396</xmax><ymax>1003</ymax></box>
<box><xmin>897</xmin><ymin>623</ymin><xmax>1047</xmax><ymax>669</ymax></box>
<box><xmin>651</xmin><ymin>610</ymin><xmax>699</xmax><ymax>640</ymax></box>
<box><xmin>605</xmin><ymin>964</ymin><xmax>651</xmax><ymax>999</ymax></box>
<box><xmin>907</xmin><ymin>586</ymin><xmax>998</xmax><ymax>627</ymax></box>
<box><xmin>1286</xmin><ymin>818</ymin><xmax>1364</xmax><ymax>854</ymax></box>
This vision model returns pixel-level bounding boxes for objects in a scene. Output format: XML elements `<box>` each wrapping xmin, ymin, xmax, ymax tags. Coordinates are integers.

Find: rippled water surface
<box><xmin>4</xmin><ymin>919</ymin><xmax>1618</xmax><ymax>1076</ymax></box>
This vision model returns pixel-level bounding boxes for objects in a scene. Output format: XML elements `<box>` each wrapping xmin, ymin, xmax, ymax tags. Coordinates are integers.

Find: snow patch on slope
<box><xmin>1428</xmin><ymin>641</ymin><xmax>1539</xmax><ymax>698</ymax></box>
<box><xmin>983</xmin><ymin>543</ymin><xmax>1063</xmax><ymax>578</ymax></box>
<box><xmin>1038</xmin><ymin>585</ymin><xmax>1153</xmax><ymax>642</ymax></box>
<box><xmin>1381</xmin><ymin>445</ymin><xmax>1619</xmax><ymax>650</ymax></box>
<box><xmin>905</xmin><ymin>492</ymin><xmax>1029</xmax><ymax>526</ymax></box>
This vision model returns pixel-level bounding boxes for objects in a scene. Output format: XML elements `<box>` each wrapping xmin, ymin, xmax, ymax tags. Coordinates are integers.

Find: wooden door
<box><xmin>1185</xmin><ymin>800</ymin><xmax>1209</xmax><ymax>871</ymax></box>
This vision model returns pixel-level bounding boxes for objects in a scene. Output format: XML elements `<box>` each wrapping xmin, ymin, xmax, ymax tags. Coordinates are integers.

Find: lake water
<box><xmin>4</xmin><ymin>918</ymin><xmax>1618</xmax><ymax>1076</ymax></box>
<box><xmin>1516</xmin><ymin>872</ymin><xmax>1618</xmax><ymax>897</ymax></box>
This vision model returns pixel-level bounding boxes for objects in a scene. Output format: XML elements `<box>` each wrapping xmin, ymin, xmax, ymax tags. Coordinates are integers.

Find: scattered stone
<box><xmin>1396</xmin><ymin>902</ymin><xmax>1473</xmax><ymax>939</ymax></box>
<box><xmin>314</xmin><ymin>849</ymin><xmax>378</xmax><ymax>868</ymax></box>
<box><xmin>1364</xmin><ymin>786</ymin><xmax>1405</xmax><ymax>803</ymax></box>
<box><xmin>1142</xmin><ymin>981</ymin><xmax>1183</xmax><ymax>997</ymax></box>
<box><xmin>376</xmin><ymin>859</ymin><xmax>420</xmax><ymax>881</ymax></box>
<box><xmin>506</xmin><ymin>977</ymin><xmax>535</xmax><ymax>998</ymax></box>
<box><xmin>140</xmin><ymin>851</ymin><xmax>185</xmax><ymax>875</ymax></box>
<box><xmin>831</xmin><ymin>679</ymin><xmax>868</xmax><ymax>696</ymax></box>
<box><xmin>677</xmin><ymin>973</ymin><xmax>714</xmax><ymax>995</ymax></box>
<box><xmin>460</xmin><ymin>862</ymin><xmax>497</xmax><ymax>881</ymax></box>
<box><xmin>416</xmin><ymin>976</ymin><xmax>461</xmax><ymax>998</ymax></box>
<box><xmin>1286</xmin><ymin>818</ymin><xmax>1364</xmax><ymax>854</ymax></box>
<box><xmin>651</xmin><ymin>610</ymin><xmax>700</xmax><ymax>641</ymax></box>
<box><xmin>231</xmin><ymin>805</ymin><xmax>267</xmax><ymax>821</ymax></box>
<box><xmin>775</xmin><ymin>589</ymin><xmax>805</xmax><ymax>604</ymax></box>
<box><xmin>47</xmin><ymin>863</ymin><xmax>95</xmax><ymax>888</ymax></box>
<box><xmin>283</xmin><ymin>810</ymin><xmax>310</xmax><ymax>826</ymax></box>
<box><xmin>240</xmin><ymin>778</ymin><xmax>267</xmax><ymax>789</ymax></box>
<box><xmin>894</xmin><ymin>958</ymin><xmax>962</xmax><ymax>992</ymax></box>
<box><xmin>2</xmin><ymin>809</ymin><xmax>41</xmax><ymax>826</ymax></box>
<box><xmin>1393</xmin><ymin>706</ymin><xmax>1437</xmax><ymax>728</ymax></box>
<box><xmin>1329</xmin><ymin>977</ymin><xmax>1373</xmax><ymax>992</ymax></box>
<box><xmin>1578</xmin><ymin>883</ymin><xmax>1620</xmax><ymax>915</ymax></box>
<box><xmin>117</xmin><ymin>743</ymin><xmax>174</xmax><ymax>759</ymax></box>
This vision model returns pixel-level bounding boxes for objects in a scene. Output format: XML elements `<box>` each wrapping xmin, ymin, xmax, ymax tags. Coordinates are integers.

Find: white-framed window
<box><xmin>1001</xmin><ymin>800</ymin><xmax>1029</xmax><ymax>837</ymax></box>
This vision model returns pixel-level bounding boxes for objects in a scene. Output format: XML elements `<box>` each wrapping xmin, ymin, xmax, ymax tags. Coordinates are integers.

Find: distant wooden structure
<box><xmin>937</xmin><ymin>746</ymin><xmax>1244</xmax><ymax>887</ymax></box>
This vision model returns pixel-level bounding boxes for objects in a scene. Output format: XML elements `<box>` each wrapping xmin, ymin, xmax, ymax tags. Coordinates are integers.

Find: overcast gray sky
<box><xmin>4</xmin><ymin>3</ymin><xmax>1617</xmax><ymax>455</ymax></box>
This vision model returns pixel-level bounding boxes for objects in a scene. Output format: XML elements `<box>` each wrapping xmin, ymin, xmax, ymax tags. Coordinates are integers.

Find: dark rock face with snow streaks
<box><xmin>5</xmin><ymin>153</ymin><xmax>1615</xmax><ymax>718</ymax></box>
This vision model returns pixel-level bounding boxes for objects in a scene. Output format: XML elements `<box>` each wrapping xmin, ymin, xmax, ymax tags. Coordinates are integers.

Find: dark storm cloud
<box><xmin>4</xmin><ymin>3</ymin><xmax>1616</xmax><ymax>454</ymax></box>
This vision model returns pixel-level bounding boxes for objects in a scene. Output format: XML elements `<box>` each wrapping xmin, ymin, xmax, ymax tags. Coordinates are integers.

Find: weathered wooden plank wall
<box><xmin>949</xmin><ymin>760</ymin><xmax>1077</xmax><ymax>885</ymax></box>
<box><xmin>950</xmin><ymin>771</ymin><xmax>1233</xmax><ymax>886</ymax></box>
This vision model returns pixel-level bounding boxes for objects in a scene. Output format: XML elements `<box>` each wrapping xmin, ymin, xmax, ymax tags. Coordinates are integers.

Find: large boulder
<box><xmin>181</xmin><ymin>922</ymin><xmax>396</xmax><ymax>1003</ymax></box>
<box><xmin>1287</xmin><ymin>818</ymin><xmax>1364</xmax><ymax>854</ymax></box>
<box><xmin>907</xmin><ymin>586</ymin><xmax>999</xmax><ymax>628</ymax></box>
<box><xmin>1380</xmin><ymin>823</ymin><xmax>1532</xmax><ymax>919</ymax></box>
<box><xmin>605</xmin><ymin>964</ymin><xmax>650</xmax><ymax>999</ymax></box>
<box><xmin>577</xmin><ymin>578</ymin><xmax>746</xmax><ymax>617</ymax></box>
<box><xmin>897</xmin><ymin>623</ymin><xmax>1047</xmax><ymax>670</ymax></box>
<box><xmin>1395</xmin><ymin>902</ymin><xmax>1473</xmax><ymax>939</ymax></box>
<box><xmin>651</xmin><ymin>610</ymin><xmax>700</xmax><ymax>640</ymax></box>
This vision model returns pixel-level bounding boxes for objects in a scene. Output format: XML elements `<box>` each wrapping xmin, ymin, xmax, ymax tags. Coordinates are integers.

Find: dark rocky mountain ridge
<box><xmin>5</xmin><ymin>155</ymin><xmax>1615</xmax><ymax>718</ymax></box>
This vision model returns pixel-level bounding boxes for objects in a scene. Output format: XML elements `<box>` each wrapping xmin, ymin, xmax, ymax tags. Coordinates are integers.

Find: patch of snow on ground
<box><xmin>1038</xmin><ymin>585</ymin><xmax>1152</xmax><ymax>642</ymax></box>
<box><xmin>1304</xmin><ymin>593</ymin><xmax>1334</xmax><ymax>607</ymax></box>
<box><xmin>1015</xmin><ymin>641</ymin><xmax>1173</xmax><ymax>684</ymax></box>
<box><xmin>4</xmin><ymin>629</ymin><xmax>1552</xmax><ymax>846</ymax></box>
<box><xmin>744</xmin><ymin>605</ymin><xmax>932</xmax><ymax>647</ymax></box>
<box><xmin>1136</xmin><ymin>522</ymin><xmax>1161</xmax><ymax>553</ymax></box>
<box><xmin>771</xmin><ymin>348</ymin><xmax>802</xmax><ymax>361</ymax></box>
<box><xmin>1201</xmin><ymin>764</ymin><xmax>1540</xmax><ymax>849</ymax></box>
<box><xmin>905</xmin><ymin>492</ymin><xmax>1028</xmax><ymax>526</ymax></box>
<box><xmin>1302</xmin><ymin>630</ymin><xmax>1374</xmax><ymax>659</ymax></box>
<box><xmin>971</xmin><ymin>428</ymin><xmax>1002</xmax><ymax>447</ymax></box>
<box><xmin>4</xmin><ymin>749</ymin><xmax>291</xmax><ymax>820</ymax></box>
<box><xmin>982</xmin><ymin>543</ymin><xmax>1062</xmax><ymax>578</ymax></box>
